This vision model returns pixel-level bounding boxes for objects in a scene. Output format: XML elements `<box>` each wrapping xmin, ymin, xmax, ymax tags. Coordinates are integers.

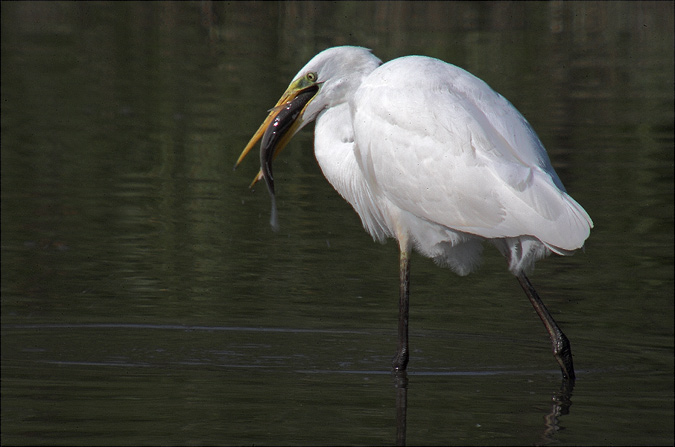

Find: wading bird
<box><xmin>235</xmin><ymin>46</ymin><xmax>592</xmax><ymax>382</ymax></box>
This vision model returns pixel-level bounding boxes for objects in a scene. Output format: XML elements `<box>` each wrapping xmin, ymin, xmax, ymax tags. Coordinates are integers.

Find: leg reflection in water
<box><xmin>394</xmin><ymin>371</ymin><xmax>407</xmax><ymax>447</ymax></box>
<box><xmin>392</xmin><ymin>372</ymin><xmax>574</xmax><ymax>446</ymax></box>
<box><xmin>540</xmin><ymin>378</ymin><xmax>575</xmax><ymax>444</ymax></box>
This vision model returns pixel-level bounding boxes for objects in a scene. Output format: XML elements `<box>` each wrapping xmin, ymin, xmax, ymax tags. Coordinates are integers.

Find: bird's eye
<box><xmin>306</xmin><ymin>72</ymin><xmax>318</xmax><ymax>83</ymax></box>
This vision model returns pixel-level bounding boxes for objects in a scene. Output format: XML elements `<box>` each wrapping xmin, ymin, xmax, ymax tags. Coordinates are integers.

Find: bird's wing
<box><xmin>351</xmin><ymin>56</ymin><xmax>592</xmax><ymax>251</ymax></box>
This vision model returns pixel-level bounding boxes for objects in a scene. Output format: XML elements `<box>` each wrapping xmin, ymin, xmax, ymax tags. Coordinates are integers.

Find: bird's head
<box><xmin>234</xmin><ymin>46</ymin><xmax>381</xmax><ymax>188</ymax></box>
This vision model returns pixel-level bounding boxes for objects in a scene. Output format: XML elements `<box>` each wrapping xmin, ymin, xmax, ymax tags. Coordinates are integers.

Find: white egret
<box><xmin>235</xmin><ymin>46</ymin><xmax>592</xmax><ymax>382</ymax></box>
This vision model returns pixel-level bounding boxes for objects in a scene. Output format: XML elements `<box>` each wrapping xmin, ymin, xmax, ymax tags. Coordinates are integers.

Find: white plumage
<box><xmin>237</xmin><ymin>46</ymin><xmax>592</xmax><ymax>380</ymax></box>
<box><xmin>302</xmin><ymin>47</ymin><xmax>592</xmax><ymax>275</ymax></box>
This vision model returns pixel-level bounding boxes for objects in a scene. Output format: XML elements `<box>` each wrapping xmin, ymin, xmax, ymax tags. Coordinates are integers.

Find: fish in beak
<box><xmin>235</xmin><ymin>78</ymin><xmax>320</xmax><ymax>231</ymax></box>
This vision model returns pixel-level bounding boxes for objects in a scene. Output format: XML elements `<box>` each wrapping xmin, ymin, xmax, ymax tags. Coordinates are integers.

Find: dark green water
<box><xmin>2</xmin><ymin>2</ymin><xmax>673</xmax><ymax>445</ymax></box>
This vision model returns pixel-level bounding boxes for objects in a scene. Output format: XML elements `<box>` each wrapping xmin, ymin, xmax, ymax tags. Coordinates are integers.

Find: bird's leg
<box><xmin>517</xmin><ymin>273</ymin><xmax>575</xmax><ymax>382</ymax></box>
<box><xmin>393</xmin><ymin>247</ymin><xmax>410</xmax><ymax>371</ymax></box>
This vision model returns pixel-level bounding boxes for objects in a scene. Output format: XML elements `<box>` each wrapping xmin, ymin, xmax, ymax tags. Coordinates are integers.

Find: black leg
<box><xmin>393</xmin><ymin>248</ymin><xmax>410</xmax><ymax>371</ymax></box>
<box><xmin>517</xmin><ymin>273</ymin><xmax>575</xmax><ymax>382</ymax></box>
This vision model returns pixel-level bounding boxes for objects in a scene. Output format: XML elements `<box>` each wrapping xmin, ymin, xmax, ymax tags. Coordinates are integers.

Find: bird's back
<box><xmin>350</xmin><ymin>55</ymin><xmax>592</xmax><ymax>273</ymax></box>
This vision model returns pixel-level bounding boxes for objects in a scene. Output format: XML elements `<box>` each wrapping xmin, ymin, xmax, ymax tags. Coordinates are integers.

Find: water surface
<box><xmin>2</xmin><ymin>2</ymin><xmax>673</xmax><ymax>445</ymax></box>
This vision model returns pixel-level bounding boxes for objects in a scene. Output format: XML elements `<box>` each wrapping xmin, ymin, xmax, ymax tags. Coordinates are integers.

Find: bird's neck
<box><xmin>313</xmin><ymin>104</ymin><xmax>391</xmax><ymax>242</ymax></box>
<box><xmin>313</xmin><ymin>104</ymin><xmax>361</xmax><ymax>201</ymax></box>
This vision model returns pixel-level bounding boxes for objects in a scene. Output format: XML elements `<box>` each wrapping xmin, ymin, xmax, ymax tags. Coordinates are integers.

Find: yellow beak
<box><xmin>235</xmin><ymin>79</ymin><xmax>319</xmax><ymax>188</ymax></box>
